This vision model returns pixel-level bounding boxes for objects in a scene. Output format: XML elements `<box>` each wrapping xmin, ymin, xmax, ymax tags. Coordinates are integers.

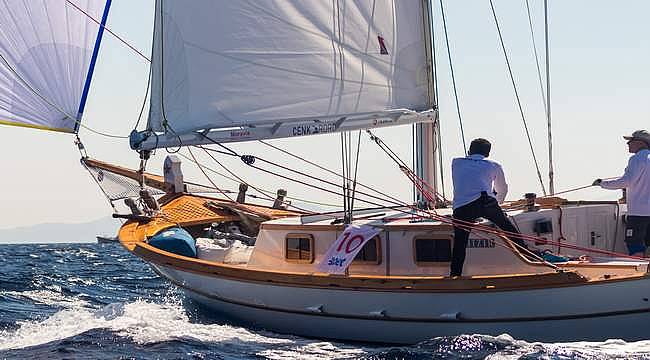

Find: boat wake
<box><xmin>2</xmin><ymin>244</ymin><xmax>650</xmax><ymax>359</ymax></box>
<box><xmin>2</xmin><ymin>294</ymin><xmax>650</xmax><ymax>359</ymax></box>
<box><xmin>0</xmin><ymin>297</ymin><xmax>366</xmax><ymax>359</ymax></box>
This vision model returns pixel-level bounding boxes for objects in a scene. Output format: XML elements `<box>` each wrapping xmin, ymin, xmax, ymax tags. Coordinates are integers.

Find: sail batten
<box><xmin>145</xmin><ymin>0</ymin><xmax>434</xmax><ymax>148</ymax></box>
<box><xmin>0</xmin><ymin>0</ymin><xmax>108</xmax><ymax>134</ymax></box>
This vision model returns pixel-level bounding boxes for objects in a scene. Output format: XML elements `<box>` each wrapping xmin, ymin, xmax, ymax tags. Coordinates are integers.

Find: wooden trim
<box><xmin>129</xmin><ymin>241</ymin><xmax>608</xmax><ymax>292</ymax></box>
<box><xmin>381</xmin><ymin>224</ymin><xmax>455</xmax><ymax>232</ymax></box>
<box><xmin>262</xmin><ymin>223</ymin><xmax>345</xmax><ymax>231</ymax></box>
<box><xmin>261</xmin><ymin>223</ymin><xmax>454</xmax><ymax>232</ymax></box>
<box><xmin>285</xmin><ymin>233</ymin><xmax>315</xmax><ymax>264</ymax></box>
<box><xmin>83</xmin><ymin>157</ymin><xmax>171</xmax><ymax>192</ymax></box>
<box><xmin>413</xmin><ymin>235</ymin><xmax>453</xmax><ymax>267</ymax></box>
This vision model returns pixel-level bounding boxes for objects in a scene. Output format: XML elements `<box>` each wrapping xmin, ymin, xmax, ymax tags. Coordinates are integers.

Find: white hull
<box><xmin>152</xmin><ymin>263</ymin><xmax>650</xmax><ymax>344</ymax></box>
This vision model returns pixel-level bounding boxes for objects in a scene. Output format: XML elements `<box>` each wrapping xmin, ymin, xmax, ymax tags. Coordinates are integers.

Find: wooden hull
<box><xmin>147</xmin><ymin>260</ymin><xmax>650</xmax><ymax>344</ymax></box>
<box><xmin>117</xmin><ymin>194</ymin><xmax>650</xmax><ymax>343</ymax></box>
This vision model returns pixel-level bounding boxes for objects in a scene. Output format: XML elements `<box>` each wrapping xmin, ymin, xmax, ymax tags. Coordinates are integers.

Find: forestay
<box><xmin>0</xmin><ymin>0</ymin><xmax>109</xmax><ymax>133</ymax></box>
<box><xmin>140</xmin><ymin>0</ymin><xmax>436</xmax><ymax>149</ymax></box>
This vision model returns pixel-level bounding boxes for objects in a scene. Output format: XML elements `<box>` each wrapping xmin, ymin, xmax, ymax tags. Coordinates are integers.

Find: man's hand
<box><xmin>592</xmin><ymin>179</ymin><xmax>602</xmax><ymax>186</ymax></box>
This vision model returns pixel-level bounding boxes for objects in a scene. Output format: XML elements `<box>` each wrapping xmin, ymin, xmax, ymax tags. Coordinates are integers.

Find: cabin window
<box><xmin>414</xmin><ymin>237</ymin><xmax>452</xmax><ymax>264</ymax></box>
<box><xmin>353</xmin><ymin>236</ymin><xmax>381</xmax><ymax>265</ymax></box>
<box><xmin>285</xmin><ymin>234</ymin><xmax>314</xmax><ymax>263</ymax></box>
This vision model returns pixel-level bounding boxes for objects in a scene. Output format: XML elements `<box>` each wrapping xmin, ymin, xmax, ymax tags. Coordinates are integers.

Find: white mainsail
<box><xmin>140</xmin><ymin>0</ymin><xmax>435</xmax><ymax>149</ymax></box>
<box><xmin>0</xmin><ymin>0</ymin><xmax>109</xmax><ymax>133</ymax></box>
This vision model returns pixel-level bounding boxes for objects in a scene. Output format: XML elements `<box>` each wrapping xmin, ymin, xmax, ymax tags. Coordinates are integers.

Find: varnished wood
<box><xmin>83</xmin><ymin>158</ymin><xmax>171</xmax><ymax>192</ymax></box>
<box><xmin>119</xmin><ymin>193</ymin><xmax>302</xmax><ymax>248</ymax></box>
<box><xmin>129</xmin><ymin>241</ymin><xmax>602</xmax><ymax>292</ymax></box>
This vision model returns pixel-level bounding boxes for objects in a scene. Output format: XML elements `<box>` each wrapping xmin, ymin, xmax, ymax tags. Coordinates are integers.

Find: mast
<box><xmin>415</xmin><ymin>0</ymin><xmax>438</xmax><ymax>208</ymax></box>
<box><xmin>545</xmin><ymin>0</ymin><xmax>554</xmax><ymax>195</ymax></box>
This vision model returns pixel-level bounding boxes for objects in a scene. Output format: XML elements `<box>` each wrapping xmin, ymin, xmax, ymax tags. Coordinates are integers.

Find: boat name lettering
<box><xmin>467</xmin><ymin>239</ymin><xmax>495</xmax><ymax>248</ymax></box>
<box><xmin>292</xmin><ymin>123</ymin><xmax>336</xmax><ymax>136</ymax></box>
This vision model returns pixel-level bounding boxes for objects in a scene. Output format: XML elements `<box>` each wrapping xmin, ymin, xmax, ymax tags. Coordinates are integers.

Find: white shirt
<box><xmin>451</xmin><ymin>154</ymin><xmax>508</xmax><ymax>209</ymax></box>
<box><xmin>600</xmin><ymin>149</ymin><xmax>650</xmax><ymax>216</ymax></box>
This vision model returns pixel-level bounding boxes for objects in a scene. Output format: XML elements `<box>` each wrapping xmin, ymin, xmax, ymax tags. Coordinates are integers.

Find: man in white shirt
<box><xmin>450</xmin><ymin>138</ymin><xmax>526</xmax><ymax>277</ymax></box>
<box><xmin>594</xmin><ymin>130</ymin><xmax>650</xmax><ymax>257</ymax></box>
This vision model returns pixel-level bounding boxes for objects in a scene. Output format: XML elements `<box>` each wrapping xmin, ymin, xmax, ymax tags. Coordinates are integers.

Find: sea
<box><xmin>1</xmin><ymin>243</ymin><xmax>650</xmax><ymax>360</ymax></box>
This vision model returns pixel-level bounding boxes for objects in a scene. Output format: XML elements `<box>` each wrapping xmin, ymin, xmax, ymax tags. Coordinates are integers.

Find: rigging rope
<box><xmin>0</xmin><ymin>52</ymin><xmax>129</xmax><ymax>138</ymax></box>
<box><xmin>65</xmin><ymin>0</ymin><xmax>151</xmax><ymax>62</ymax></box>
<box><xmin>340</xmin><ymin>132</ymin><xmax>348</xmax><ymax>220</ymax></box>
<box><xmin>367</xmin><ymin>130</ymin><xmax>448</xmax><ymax>204</ymax></box>
<box><xmin>535</xmin><ymin>177</ymin><xmax>618</xmax><ymax>198</ymax></box>
<box><xmin>366</xmin><ymin>128</ymin><xmax>637</xmax><ymax>259</ymax></box>
<box><xmin>198</xmin><ymin>141</ymin><xmax>409</xmax><ymax>209</ymax></box>
<box><xmin>429</xmin><ymin>9</ymin><xmax>447</xmax><ymax>200</ymax></box>
<box><xmin>250</xmin><ymin>156</ymin><xmax>407</xmax><ymax>209</ymax></box>
<box><xmin>0</xmin><ymin>1</ymin><xmax>153</xmax><ymax>139</ymax></box>
<box><xmin>488</xmin><ymin>0</ymin><xmax>547</xmax><ymax>196</ymax></box>
<box><xmin>350</xmin><ymin>131</ymin><xmax>362</xmax><ymax>214</ymax></box>
<box><xmin>133</xmin><ymin>63</ymin><xmax>152</xmax><ymax>131</ymax></box>
<box><xmin>198</xmin><ymin>147</ymin><xmax>276</xmax><ymax>203</ymax></box>
<box><xmin>524</xmin><ymin>0</ymin><xmax>548</xmax><ymax>118</ymax></box>
<box><xmin>258</xmin><ymin>140</ymin><xmax>409</xmax><ymax>208</ymax></box>
<box><xmin>438</xmin><ymin>0</ymin><xmax>467</xmax><ymax>154</ymax></box>
<box><xmin>197</xmin><ymin>138</ymin><xmax>631</xmax><ymax>261</ymax></box>
<box><xmin>525</xmin><ymin>0</ymin><xmax>555</xmax><ymax>196</ymax></box>
<box><xmin>186</xmin><ymin>147</ymin><xmax>234</xmax><ymax>201</ymax></box>
<box><xmin>76</xmin><ymin>136</ymin><xmax>118</xmax><ymax>213</ymax></box>
<box><xmin>178</xmin><ymin>151</ymin><xmax>341</xmax><ymax>208</ymax></box>
<box><xmin>197</xmin><ymin>146</ymin><xmax>315</xmax><ymax>213</ymax></box>
<box><xmin>63</xmin><ymin>0</ymin><xmax>636</xmax><ymax>262</ymax></box>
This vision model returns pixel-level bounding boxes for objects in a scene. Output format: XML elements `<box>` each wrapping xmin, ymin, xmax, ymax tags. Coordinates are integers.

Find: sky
<box><xmin>0</xmin><ymin>0</ymin><xmax>649</xmax><ymax>229</ymax></box>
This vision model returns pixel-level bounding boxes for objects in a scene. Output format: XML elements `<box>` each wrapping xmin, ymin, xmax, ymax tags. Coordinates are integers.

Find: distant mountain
<box><xmin>0</xmin><ymin>216</ymin><xmax>121</xmax><ymax>244</ymax></box>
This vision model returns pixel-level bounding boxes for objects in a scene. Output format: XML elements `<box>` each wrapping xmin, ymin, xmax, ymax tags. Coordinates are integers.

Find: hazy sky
<box><xmin>0</xmin><ymin>0</ymin><xmax>648</xmax><ymax>229</ymax></box>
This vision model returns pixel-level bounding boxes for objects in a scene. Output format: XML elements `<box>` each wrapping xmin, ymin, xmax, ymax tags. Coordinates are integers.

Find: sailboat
<box><xmin>2</xmin><ymin>0</ymin><xmax>650</xmax><ymax>344</ymax></box>
<box><xmin>96</xmin><ymin>234</ymin><xmax>118</xmax><ymax>243</ymax></box>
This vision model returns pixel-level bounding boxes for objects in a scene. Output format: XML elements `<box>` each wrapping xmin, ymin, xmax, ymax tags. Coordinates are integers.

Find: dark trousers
<box><xmin>451</xmin><ymin>193</ymin><xmax>524</xmax><ymax>276</ymax></box>
<box><xmin>624</xmin><ymin>215</ymin><xmax>650</xmax><ymax>255</ymax></box>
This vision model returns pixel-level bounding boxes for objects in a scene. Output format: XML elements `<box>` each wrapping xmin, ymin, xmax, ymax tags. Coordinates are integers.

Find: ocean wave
<box><xmin>1</xmin><ymin>289</ymin><xmax>90</xmax><ymax>308</ymax></box>
<box><xmin>3</xmin><ymin>244</ymin><xmax>650</xmax><ymax>359</ymax></box>
<box><xmin>5</xmin><ymin>298</ymin><xmax>650</xmax><ymax>359</ymax></box>
<box><xmin>0</xmin><ymin>298</ymin><xmax>368</xmax><ymax>359</ymax></box>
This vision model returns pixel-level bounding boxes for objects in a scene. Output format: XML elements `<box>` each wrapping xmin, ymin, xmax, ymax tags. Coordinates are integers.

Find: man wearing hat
<box><xmin>594</xmin><ymin>130</ymin><xmax>650</xmax><ymax>257</ymax></box>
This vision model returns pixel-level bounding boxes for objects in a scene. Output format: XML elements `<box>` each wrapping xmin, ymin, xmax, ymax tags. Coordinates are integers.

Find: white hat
<box><xmin>623</xmin><ymin>130</ymin><xmax>650</xmax><ymax>146</ymax></box>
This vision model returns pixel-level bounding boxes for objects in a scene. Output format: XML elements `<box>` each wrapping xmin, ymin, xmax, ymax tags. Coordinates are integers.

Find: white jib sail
<box><xmin>143</xmin><ymin>0</ymin><xmax>435</xmax><ymax>149</ymax></box>
<box><xmin>0</xmin><ymin>0</ymin><xmax>108</xmax><ymax>133</ymax></box>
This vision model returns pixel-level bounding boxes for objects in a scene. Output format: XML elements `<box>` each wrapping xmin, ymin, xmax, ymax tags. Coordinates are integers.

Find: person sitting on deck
<box><xmin>450</xmin><ymin>138</ymin><xmax>528</xmax><ymax>277</ymax></box>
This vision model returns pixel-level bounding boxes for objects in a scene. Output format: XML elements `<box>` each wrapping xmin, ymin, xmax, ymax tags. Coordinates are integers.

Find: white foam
<box><xmin>482</xmin><ymin>334</ymin><xmax>650</xmax><ymax>359</ymax></box>
<box><xmin>0</xmin><ymin>299</ymin><xmax>369</xmax><ymax>358</ymax></box>
<box><xmin>11</xmin><ymin>299</ymin><xmax>648</xmax><ymax>359</ymax></box>
<box><xmin>1</xmin><ymin>289</ymin><xmax>90</xmax><ymax>308</ymax></box>
<box><xmin>259</xmin><ymin>341</ymin><xmax>367</xmax><ymax>359</ymax></box>
<box><xmin>546</xmin><ymin>339</ymin><xmax>650</xmax><ymax>357</ymax></box>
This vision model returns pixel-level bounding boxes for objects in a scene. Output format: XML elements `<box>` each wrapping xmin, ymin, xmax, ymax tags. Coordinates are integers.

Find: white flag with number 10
<box><xmin>317</xmin><ymin>224</ymin><xmax>382</xmax><ymax>274</ymax></box>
